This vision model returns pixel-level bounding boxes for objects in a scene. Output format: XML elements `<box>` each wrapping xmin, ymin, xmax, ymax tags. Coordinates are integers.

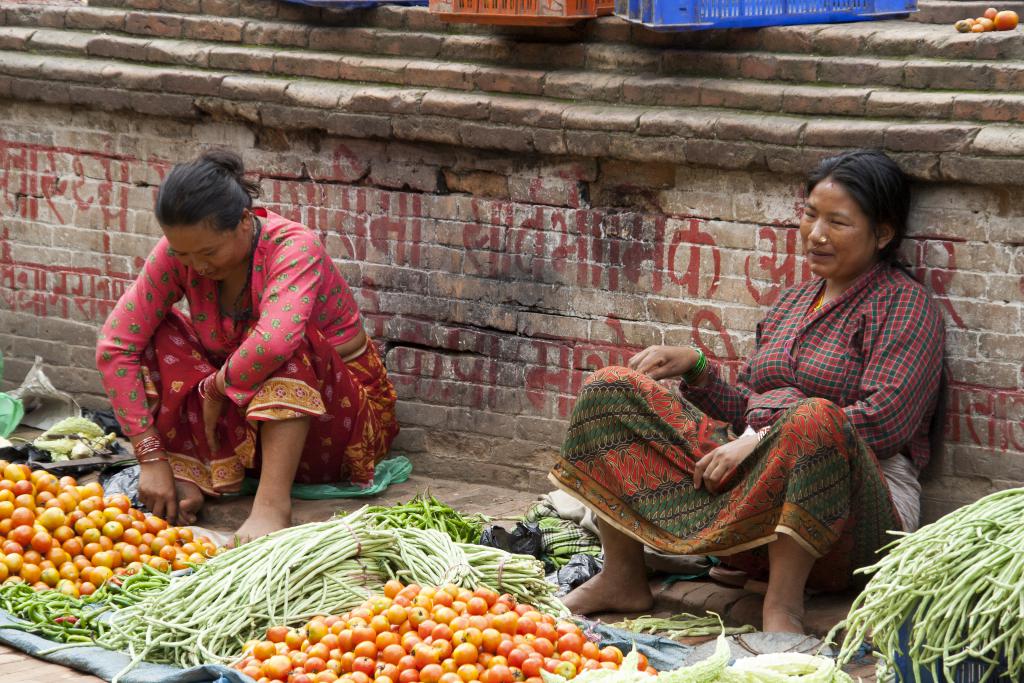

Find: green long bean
<box><xmin>829</xmin><ymin>488</ymin><xmax>1024</xmax><ymax>683</ymax></box>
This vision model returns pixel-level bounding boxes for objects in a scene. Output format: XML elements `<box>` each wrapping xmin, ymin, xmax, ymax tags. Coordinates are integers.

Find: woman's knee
<box><xmin>777</xmin><ymin>398</ymin><xmax>851</xmax><ymax>452</ymax></box>
<box><xmin>791</xmin><ymin>397</ymin><xmax>846</xmax><ymax>424</ymax></box>
<box><xmin>582</xmin><ymin>365</ymin><xmax>647</xmax><ymax>392</ymax></box>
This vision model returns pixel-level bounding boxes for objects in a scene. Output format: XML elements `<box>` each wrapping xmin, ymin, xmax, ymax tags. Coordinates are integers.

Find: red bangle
<box><xmin>137</xmin><ymin>454</ymin><xmax>169</xmax><ymax>465</ymax></box>
<box><xmin>197</xmin><ymin>373</ymin><xmax>225</xmax><ymax>401</ymax></box>
<box><xmin>134</xmin><ymin>435</ymin><xmax>163</xmax><ymax>458</ymax></box>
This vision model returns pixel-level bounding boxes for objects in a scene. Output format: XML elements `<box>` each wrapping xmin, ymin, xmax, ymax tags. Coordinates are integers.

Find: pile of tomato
<box><xmin>235</xmin><ymin>581</ymin><xmax>656</xmax><ymax>683</ymax></box>
<box><xmin>0</xmin><ymin>461</ymin><xmax>218</xmax><ymax>596</ymax></box>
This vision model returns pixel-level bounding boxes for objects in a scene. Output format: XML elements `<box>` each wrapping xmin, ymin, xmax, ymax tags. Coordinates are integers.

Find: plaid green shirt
<box><xmin>684</xmin><ymin>262</ymin><xmax>945</xmax><ymax>470</ymax></box>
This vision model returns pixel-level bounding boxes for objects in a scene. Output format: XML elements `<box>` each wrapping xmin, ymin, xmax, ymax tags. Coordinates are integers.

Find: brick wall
<box><xmin>1</xmin><ymin>101</ymin><xmax>1022</xmax><ymax>520</ymax></box>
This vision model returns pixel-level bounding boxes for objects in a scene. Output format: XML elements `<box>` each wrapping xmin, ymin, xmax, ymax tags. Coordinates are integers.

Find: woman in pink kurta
<box><xmin>96</xmin><ymin>150</ymin><xmax>398</xmax><ymax>539</ymax></box>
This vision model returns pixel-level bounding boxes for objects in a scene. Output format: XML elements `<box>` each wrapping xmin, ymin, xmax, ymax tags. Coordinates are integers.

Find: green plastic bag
<box><xmin>0</xmin><ymin>352</ymin><xmax>25</xmax><ymax>438</ymax></box>
<box><xmin>238</xmin><ymin>455</ymin><xmax>413</xmax><ymax>500</ymax></box>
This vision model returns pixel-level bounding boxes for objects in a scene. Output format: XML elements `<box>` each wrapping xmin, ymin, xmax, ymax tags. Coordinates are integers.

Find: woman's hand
<box><xmin>693</xmin><ymin>435</ymin><xmax>760</xmax><ymax>494</ymax></box>
<box><xmin>138</xmin><ymin>458</ymin><xmax>179</xmax><ymax>523</ymax></box>
<box><xmin>202</xmin><ymin>393</ymin><xmax>224</xmax><ymax>454</ymax></box>
<box><xmin>628</xmin><ymin>346</ymin><xmax>699</xmax><ymax>380</ymax></box>
<box><xmin>200</xmin><ymin>368</ymin><xmax>228</xmax><ymax>453</ymax></box>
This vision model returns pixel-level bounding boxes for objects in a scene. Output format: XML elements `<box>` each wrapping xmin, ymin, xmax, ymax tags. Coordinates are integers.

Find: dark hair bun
<box><xmin>156</xmin><ymin>148</ymin><xmax>261</xmax><ymax>231</ymax></box>
<box><xmin>199</xmin><ymin>149</ymin><xmax>261</xmax><ymax>200</ymax></box>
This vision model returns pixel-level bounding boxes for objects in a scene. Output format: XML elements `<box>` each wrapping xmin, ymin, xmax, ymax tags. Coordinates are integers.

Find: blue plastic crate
<box><xmin>614</xmin><ymin>0</ymin><xmax>914</xmax><ymax>30</ymax></box>
<box><xmin>892</xmin><ymin>618</ymin><xmax>1012</xmax><ymax>683</ymax></box>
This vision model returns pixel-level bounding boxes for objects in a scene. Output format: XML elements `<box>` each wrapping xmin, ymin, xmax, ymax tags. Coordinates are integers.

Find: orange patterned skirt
<box><xmin>139</xmin><ymin>310</ymin><xmax>398</xmax><ymax>494</ymax></box>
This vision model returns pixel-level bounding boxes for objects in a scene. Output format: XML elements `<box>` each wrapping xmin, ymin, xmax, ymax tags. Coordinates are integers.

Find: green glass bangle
<box><xmin>683</xmin><ymin>349</ymin><xmax>708</xmax><ymax>384</ymax></box>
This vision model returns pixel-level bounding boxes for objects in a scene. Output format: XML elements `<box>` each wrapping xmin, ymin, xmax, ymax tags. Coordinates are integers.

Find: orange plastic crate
<box><xmin>431</xmin><ymin>0</ymin><xmax>612</xmax><ymax>25</ymax></box>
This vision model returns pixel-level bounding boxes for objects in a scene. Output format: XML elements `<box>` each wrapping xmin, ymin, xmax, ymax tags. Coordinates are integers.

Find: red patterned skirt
<box><xmin>549</xmin><ymin>366</ymin><xmax>901</xmax><ymax>591</ymax></box>
<box><xmin>139</xmin><ymin>310</ymin><xmax>399</xmax><ymax>494</ymax></box>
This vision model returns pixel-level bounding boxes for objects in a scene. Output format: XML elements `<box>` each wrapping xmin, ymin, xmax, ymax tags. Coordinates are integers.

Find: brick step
<box><xmin>84</xmin><ymin>0</ymin><xmax>1024</xmax><ymax>30</ymax></box>
<box><xmin>911</xmin><ymin>0</ymin><xmax>1024</xmax><ymax>24</ymax></box>
<box><xmin>8</xmin><ymin>10</ymin><xmax>1024</xmax><ymax>100</ymax></box>
<box><xmin>2</xmin><ymin>49</ymin><xmax>1023</xmax><ymax>187</ymax></box>
<box><xmin>7</xmin><ymin>18</ymin><xmax>1024</xmax><ymax>95</ymax></box>
<box><xmin>19</xmin><ymin>2</ymin><xmax>1024</xmax><ymax>63</ymax></box>
<box><xmin>5</xmin><ymin>27</ymin><xmax>1024</xmax><ymax>123</ymax></box>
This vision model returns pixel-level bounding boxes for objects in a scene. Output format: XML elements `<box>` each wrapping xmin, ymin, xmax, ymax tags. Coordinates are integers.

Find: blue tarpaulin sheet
<box><xmin>0</xmin><ymin>607</ymin><xmax>253</xmax><ymax>682</ymax></box>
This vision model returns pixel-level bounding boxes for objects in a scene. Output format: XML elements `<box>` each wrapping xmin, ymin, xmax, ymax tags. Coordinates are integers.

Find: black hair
<box><xmin>806</xmin><ymin>149</ymin><xmax>910</xmax><ymax>263</ymax></box>
<box><xmin>155</xmin><ymin>149</ymin><xmax>262</xmax><ymax>232</ymax></box>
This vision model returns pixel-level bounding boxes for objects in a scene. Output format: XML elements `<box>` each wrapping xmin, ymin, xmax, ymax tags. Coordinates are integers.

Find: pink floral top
<box><xmin>96</xmin><ymin>209</ymin><xmax>363</xmax><ymax>436</ymax></box>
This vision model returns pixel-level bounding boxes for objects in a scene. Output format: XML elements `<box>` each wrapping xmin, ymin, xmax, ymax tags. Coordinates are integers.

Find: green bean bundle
<box><xmin>613</xmin><ymin>613</ymin><xmax>755</xmax><ymax>639</ymax></box>
<box><xmin>383</xmin><ymin>528</ymin><xmax>568</xmax><ymax>616</ymax></box>
<box><xmin>0</xmin><ymin>566</ymin><xmax>169</xmax><ymax>643</ymax></box>
<box><xmin>830</xmin><ymin>487</ymin><xmax>1024</xmax><ymax>682</ymax></box>
<box><xmin>100</xmin><ymin>509</ymin><xmax>394</xmax><ymax>675</ymax></box>
<box><xmin>364</xmin><ymin>495</ymin><xmax>489</xmax><ymax>543</ymax></box>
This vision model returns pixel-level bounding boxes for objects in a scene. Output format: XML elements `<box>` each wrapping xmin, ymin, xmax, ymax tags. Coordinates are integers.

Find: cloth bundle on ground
<box><xmin>0</xmin><ymin>607</ymin><xmax>248</xmax><ymax>683</ymax></box>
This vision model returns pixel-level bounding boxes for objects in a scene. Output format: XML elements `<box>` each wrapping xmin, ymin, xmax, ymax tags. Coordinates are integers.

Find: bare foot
<box><xmin>561</xmin><ymin>571</ymin><xmax>654</xmax><ymax>616</ymax></box>
<box><xmin>233</xmin><ymin>502</ymin><xmax>291</xmax><ymax>545</ymax></box>
<box><xmin>174</xmin><ymin>480</ymin><xmax>205</xmax><ymax>526</ymax></box>
<box><xmin>762</xmin><ymin>603</ymin><xmax>805</xmax><ymax>633</ymax></box>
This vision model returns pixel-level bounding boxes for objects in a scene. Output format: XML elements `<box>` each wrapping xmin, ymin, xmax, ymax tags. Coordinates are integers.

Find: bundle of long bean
<box><xmin>830</xmin><ymin>487</ymin><xmax>1024</xmax><ymax>682</ymax></box>
<box><xmin>384</xmin><ymin>528</ymin><xmax>568</xmax><ymax>616</ymax></box>
<box><xmin>364</xmin><ymin>494</ymin><xmax>489</xmax><ymax>543</ymax></box>
<box><xmin>613</xmin><ymin>612</ymin><xmax>755</xmax><ymax>639</ymax></box>
<box><xmin>99</xmin><ymin>509</ymin><xmax>394</xmax><ymax>676</ymax></box>
<box><xmin>0</xmin><ymin>566</ymin><xmax>169</xmax><ymax>643</ymax></box>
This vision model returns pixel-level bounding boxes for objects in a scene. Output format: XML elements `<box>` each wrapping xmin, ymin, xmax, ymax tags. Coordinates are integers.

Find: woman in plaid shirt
<box><xmin>550</xmin><ymin>150</ymin><xmax>945</xmax><ymax>633</ymax></box>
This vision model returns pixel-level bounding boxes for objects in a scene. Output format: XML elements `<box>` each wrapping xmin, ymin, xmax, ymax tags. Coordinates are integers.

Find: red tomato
<box><xmin>262</xmin><ymin>655</ymin><xmax>292</xmax><ymax>681</ymax></box>
<box><xmin>481</xmin><ymin>629</ymin><xmax>502</xmax><ymax>654</ymax></box>
<box><xmin>420</xmin><ymin>664</ymin><xmax>444</xmax><ymax>683</ymax></box>
<box><xmin>352</xmin><ymin>626</ymin><xmax>377</xmax><ymax>646</ymax></box>
<box><xmin>506</xmin><ymin>649</ymin><xmax>529</xmax><ymax>670</ymax></box>
<box><xmin>285</xmin><ymin>629</ymin><xmax>307</xmax><ymax>651</ymax></box>
<box><xmin>452</xmin><ymin>643</ymin><xmax>478</xmax><ymax>667</ymax></box>
<box><xmin>408</xmin><ymin>607</ymin><xmax>430</xmax><ymax>628</ymax></box>
<box><xmin>253</xmin><ymin>641</ymin><xmax>276</xmax><ymax>660</ymax></box>
<box><xmin>514</xmin><ymin>619</ymin><xmax>536</xmax><ymax>637</ymax></box>
<box><xmin>381</xmin><ymin>644</ymin><xmax>406</xmax><ymax>665</ymax></box>
<box><xmin>353</xmin><ymin>641</ymin><xmax>378</xmax><ymax>660</ymax></box>
<box><xmin>488</xmin><ymin>665</ymin><xmax>513</xmax><ymax>683</ymax></box>
<box><xmin>492</xmin><ymin>613</ymin><xmax>518</xmax><ymax>637</ymax></box>
<box><xmin>456</xmin><ymin>664</ymin><xmax>478</xmax><ymax>682</ymax></box>
<box><xmin>465</xmin><ymin>597</ymin><xmax>488</xmax><ymax>616</ymax></box>
<box><xmin>434</xmin><ymin>640</ymin><xmax>453</xmax><ymax>661</ymax></box>
<box><xmin>532</xmin><ymin>638</ymin><xmax>554</xmax><ymax>659</ymax></box>
<box><xmin>556</xmin><ymin>634</ymin><xmax>583</xmax><ymax>655</ymax></box>
<box><xmin>432</xmin><ymin>624</ymin><xmax>454</xmax><ymax>642</ymax></box>
<box><xmin>353</xmin><ymin>657</ymin><xmax>377</xmax><ymax>677</ymax></box>
<box><xmin>599</xmin><ymin>647</ymin><xmax>623</xmax><ymax>665</ymax></box>
<box><xmin>559</xmin><ymin>652</ymin><xmax>581</xmax><ymax>670</ymax></box>
<box><xmin>418</xmin><ymin>619</ymin><xmax>438</xmax><ymax>640</ymax></box>
<box><xmin>308</xmin><ymin>643</ymin><xmax>331</xmax><ymax>661</ymax></box>
<box><xmin>399</xmin><ymin>669</ymin><xmax>420</xmax><ymax>683</ymax></box>
<box><xmin>534</xmin><ymin>623</ymin><xmax>557</xmax><ymax>643</ymax></box>
<box><xmin>307</xmin><ymin>620</ymin><xmax>329</xmax><ymax>644</ymax></box>
<box><xmin>520</xmin><ymin>658</ymin><xmax>542</xmax><ymax>679</ymax></box>
<box><xmin>414</xmin><ymin>643</ymin><xmax>441</xmax><ymax>668</ymax></box>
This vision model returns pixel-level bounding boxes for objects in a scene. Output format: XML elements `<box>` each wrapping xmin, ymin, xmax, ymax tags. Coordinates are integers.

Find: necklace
<box><xmin>223</xmin><ymin>216</ymin><xmax>262</xmax><ymax>323</ymax></box>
